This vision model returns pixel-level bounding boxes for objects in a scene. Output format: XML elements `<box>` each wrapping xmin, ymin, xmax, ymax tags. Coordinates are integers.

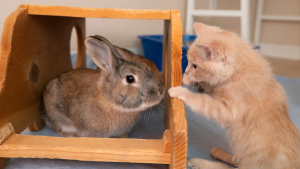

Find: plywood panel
<box><xmin>0</xmin><ymin>5</ymin><xmax>86</xmax><ymax>134</ymax></box>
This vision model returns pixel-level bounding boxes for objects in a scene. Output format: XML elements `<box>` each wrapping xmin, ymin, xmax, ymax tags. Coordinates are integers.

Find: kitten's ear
<box><xmin>195</xmin><ymin>43</ymin><xmax>214</xmax><ymax>61</ymax></box>
<box><xmin>193</xmin><ymin>23</ymin><xmax>220</xmax><ymax>37</ymax></box>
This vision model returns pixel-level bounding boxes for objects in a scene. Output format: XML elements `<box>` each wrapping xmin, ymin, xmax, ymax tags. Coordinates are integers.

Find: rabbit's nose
<box><xmin>158</xmin><ymin>87</ymin><xmax>164</xmax><ymax>96</ymax></box>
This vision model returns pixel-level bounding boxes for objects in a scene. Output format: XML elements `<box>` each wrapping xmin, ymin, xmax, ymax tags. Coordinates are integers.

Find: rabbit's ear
<box><xmin>114</xmin><ymin>46</ymin><xmax>137</xmax><ymax>60</ymax></box>
<box><xmin>115</xmin><ymin>47</ymin><xmax>127</xmax><ymax>60</ymax></box>
<box><xmin>85</xmin><ymin>37</ymin><xmax>117</xmax><ymax>73</ymax></box>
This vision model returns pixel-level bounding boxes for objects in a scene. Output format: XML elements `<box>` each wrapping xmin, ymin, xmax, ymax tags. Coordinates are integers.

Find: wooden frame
<box><xmin>0</xmin><ymin>5</ymin><xmax>187</xmax><ymax>169</ymax></box>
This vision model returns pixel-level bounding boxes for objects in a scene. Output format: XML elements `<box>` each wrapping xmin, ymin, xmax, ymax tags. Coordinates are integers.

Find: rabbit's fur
<box><xmin>43</xmin><ymin>35</ymin><xmax>164</xmax><ymax>138</ymax></box>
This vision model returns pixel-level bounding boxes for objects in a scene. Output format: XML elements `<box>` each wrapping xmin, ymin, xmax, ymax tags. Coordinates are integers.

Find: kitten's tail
<box><xmin>187</xmin><ymin>158</ymin><xmax>236</xmax><ymax>169</ymax></box>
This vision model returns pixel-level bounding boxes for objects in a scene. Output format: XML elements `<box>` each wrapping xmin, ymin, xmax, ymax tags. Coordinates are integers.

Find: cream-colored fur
<box><xmin>169</xmin><ymin>23</ymin><xmax>300</xmax><ymax>169</ymax></box>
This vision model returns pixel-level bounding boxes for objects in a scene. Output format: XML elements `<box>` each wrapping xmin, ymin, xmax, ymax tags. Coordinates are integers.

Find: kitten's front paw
<box><xmin>187</xmin><ymin>158</ymin><xmax>204</xmax><ymax>169</ymax></box>
<box><xmin>168</xmin><ymin>86</ymin><xmax>189</xmax><ymax>101</ymax></box>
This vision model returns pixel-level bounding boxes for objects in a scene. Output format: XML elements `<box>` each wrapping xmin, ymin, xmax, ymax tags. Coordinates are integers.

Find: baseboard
<box><xmin>258</xmin><ymin>43</ymin><xmax>300</xmax><ymax>60</ymax></box>
<box><xmin>126</xmin><ymin>47</ymin><xmax>144</xmax><ymax>55</ymax></box>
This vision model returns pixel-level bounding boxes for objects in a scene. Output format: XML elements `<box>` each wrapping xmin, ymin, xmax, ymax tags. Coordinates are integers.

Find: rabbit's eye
<box><xmin>126</xmin><ymin>75</ymin><xmax>135</xmax><ymax>83</ymax></box>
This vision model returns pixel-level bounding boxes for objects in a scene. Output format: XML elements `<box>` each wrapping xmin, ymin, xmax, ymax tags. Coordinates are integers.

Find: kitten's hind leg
<box><xmin>211</xmin><ymin>148</ymin><xmax>238</xmax><ymax>167</ymax></box>
<box><xmin>187</xmin><ymin>158</ymin><xmax>234</xmax><ymax>169</ymax></box>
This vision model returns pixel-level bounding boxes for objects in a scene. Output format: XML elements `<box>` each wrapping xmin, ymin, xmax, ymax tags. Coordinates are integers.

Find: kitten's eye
<box><xmin>126</xmin><ymin>75</ymin><xmax>135</xmax><ymax>83</ymax></box>
<box><xmin>192</xmin><ymin>64</ymin><xmax>197</xmax><ymax>69</ymax></box>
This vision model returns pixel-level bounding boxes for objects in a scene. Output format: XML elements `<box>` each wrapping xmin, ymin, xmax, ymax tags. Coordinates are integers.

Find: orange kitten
<box><xmin>169</xmin><ymin>23</ymin><xmax>300</xmax><ymax>169</ymax></box>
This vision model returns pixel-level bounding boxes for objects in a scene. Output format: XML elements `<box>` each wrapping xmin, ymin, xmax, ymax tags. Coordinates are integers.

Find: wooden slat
<box><xmin>0</xmin><ymin>5</ymin><xmax>86</xmax><ymax>134</ymax></box>
<box><xmin>27</xmin><ymin>5</ymin><xmax>171</xmax><ymax>20</ymax></box>
<box><xmin>0</xmin><ymin>134</ymin><xmax>170</xmax><ymax>164</ymax></box>
<box><xmin>168</xmin><ymin>10</ymin><xmax>187</xmax><ymax>169</ymax></box>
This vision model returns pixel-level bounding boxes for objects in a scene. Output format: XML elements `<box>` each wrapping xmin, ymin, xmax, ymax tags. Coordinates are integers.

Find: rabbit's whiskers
<box><xmin>126</xmin><ymin>112</ymin><xmax>142</xmax><ymax>136</ymax></box>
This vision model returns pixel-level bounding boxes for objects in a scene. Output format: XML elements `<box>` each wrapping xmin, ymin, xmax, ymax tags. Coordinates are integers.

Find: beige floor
<box><xmin>265</xmin><ymin>57</ymin><xmax>300</xmax><ymax>78</ymax></box>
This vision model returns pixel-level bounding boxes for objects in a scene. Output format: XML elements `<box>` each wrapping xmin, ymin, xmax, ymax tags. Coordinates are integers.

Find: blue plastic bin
<box><xmin>138</xmin><ymin>35</ymin><xmax>196</xmax><ymax>72</ymax></box>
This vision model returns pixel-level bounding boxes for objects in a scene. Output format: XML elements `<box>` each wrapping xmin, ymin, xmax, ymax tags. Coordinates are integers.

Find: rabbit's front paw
<box><xmin>168</xmin><ymin>86</ymin><xmax>189</xmax><ymax>101</ymax></box>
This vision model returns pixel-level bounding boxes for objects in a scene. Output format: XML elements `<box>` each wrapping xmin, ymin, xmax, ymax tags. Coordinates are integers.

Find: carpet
<box><xmin>5</xmin><ymin>54</ymin><xmax>300</xmax><ymax>169</ymax></box>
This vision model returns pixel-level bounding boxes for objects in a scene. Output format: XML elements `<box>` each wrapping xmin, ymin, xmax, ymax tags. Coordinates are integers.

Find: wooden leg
<box><xmin>28</xmin><ymin>115</ymin><xmax>45</xmax><ymax>131</ymax></box>
<box><xmin>0</xmin><ymin>158</ymin><xmax>10</xmax><ymax>169</ymax></box>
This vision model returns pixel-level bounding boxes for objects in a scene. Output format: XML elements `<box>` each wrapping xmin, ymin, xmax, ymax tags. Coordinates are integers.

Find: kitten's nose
<box><xmin>185</xmin><ymin>72</ymin><xmax>189</xmax><ymax>75</ymax></box>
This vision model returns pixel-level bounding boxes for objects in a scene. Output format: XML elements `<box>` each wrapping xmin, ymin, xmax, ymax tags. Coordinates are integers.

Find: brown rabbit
<box><xmin>43</xmin><ymin>35</ymin><xmax>164</xmax><ymax>138</ymax></box>
<box><xmin>96</xmin><ymin>46</ymin><xmax>164</xmax><ymax>84</ymax></box>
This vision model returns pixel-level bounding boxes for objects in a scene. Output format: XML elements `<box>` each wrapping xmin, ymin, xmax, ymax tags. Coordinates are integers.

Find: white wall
<box><xmin>0</xmin><ymin>0</ymin><xmax>186</xmax><ymax>52</ymax></box>
<box><xmin>193</xmin><ymin>0</ymin><xmax>300</xmax><ymax>60</ymax></box>
<box><xmin>1</xmin><ymin>0</ymin><xmax>300</xmax><ymax>59</ymax></box>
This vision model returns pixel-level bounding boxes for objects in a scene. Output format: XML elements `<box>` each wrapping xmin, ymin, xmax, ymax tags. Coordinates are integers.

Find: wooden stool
<box><xmin>0</xmin><ymin>5</ymin><xmax>187</xmax><ymax>169</ymax></box>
